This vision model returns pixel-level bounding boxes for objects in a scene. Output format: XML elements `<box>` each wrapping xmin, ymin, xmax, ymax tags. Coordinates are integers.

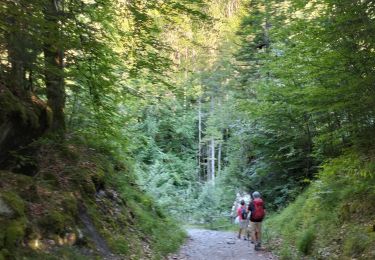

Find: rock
<box><xmin>76</xmin><ymin>228</ymin><xmax>84</xmax><ymax>239</ymax></box>
<box><xmin>0</xmin><ymin>197</ymin><xmax>14</xmax><ymax>217</ymax></box>
<box><xmin>96</xmin><ymin>190</ymin><xmax>106</xmax><ymax>198</ymax></box>
<box><xmin>46</xmin><ymin>239</ymin><xmax>56</xmax><ymax>246</ymax></box>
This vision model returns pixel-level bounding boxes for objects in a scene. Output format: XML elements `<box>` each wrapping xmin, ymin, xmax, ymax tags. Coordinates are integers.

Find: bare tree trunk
<box><xmin>217</xmin><ymin>142</ymin><xmax>222</xmax><ymax>176</ymax></box>
<box><xmin>304</xmin><ymin>113</ymin><xmax>313</xmax><ymax>178</ymax></box>
<box><xmin>198</xmin><ymin>96</ymin><xmax>202</xmax><ymax>181</ymax></box>
<box><xmin>184</xmin><ymin>48</ymin><xmax>188</xmax><ymax>110</ymax></box>
<box><xmin>210</xmin><ymin>96</ymin><xmax>215</xmax><ymax>183</ymax></box>
<box><xmin>44</xmin><ymin>0</ymin><xmax>65</xmax><ymax>133</ymax></box>
<box><xmin>210</xmin><ymin>137</ymin><xmax>215</xmax><ymax>183</ymax></box>
<box><xmin>206</xmin><ymin>144</ymin><xmax>210</xmax><ymax>181</ymax></box>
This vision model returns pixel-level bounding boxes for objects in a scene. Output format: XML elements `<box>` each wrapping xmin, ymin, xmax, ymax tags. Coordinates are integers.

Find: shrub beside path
<box><xmin>167</xmin><ymin>229</ymin><xmax>277</xmax><ymax>260</ymax></box>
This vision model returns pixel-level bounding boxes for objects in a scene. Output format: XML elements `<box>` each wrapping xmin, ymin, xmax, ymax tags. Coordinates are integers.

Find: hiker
<box><xmin>248</xmin><ymin>191</ymin><xmax>266</xmax><ymax>250</ymax></box>
<box><xmin>236</xmin><ymin>199</ymin><xmax>248</xmax><ymax>239</ymax></box>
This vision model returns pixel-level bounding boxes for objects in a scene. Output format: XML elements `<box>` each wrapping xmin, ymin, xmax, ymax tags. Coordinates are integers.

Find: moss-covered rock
<box><xmin>0</xmin><ymin>197</ymin><xmax>14</xmax><ymax>218</ymax></box>
<box><xmin>0</xmin><ymin>191</ymin><xmax>25</xmax><ymax>218</ymax></box>
<box><xmin>0</xmin><ymin>86</ymin><xmax>30</xmax><ymax>126</ymax></box>
<box><xmin>0</xmin><ymin>84</ymin><xmax>49</xmax><ymax>169</ymax></box>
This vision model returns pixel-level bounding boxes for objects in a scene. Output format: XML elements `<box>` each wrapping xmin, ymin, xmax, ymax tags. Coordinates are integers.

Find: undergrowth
<box><xmin>265</xmin><ymin>151</ymin><xmax>375</xmax><ymax>259</ymax></box>
<box><xmin>0</xmin><ymin>136</ymin><xmax>186</xmax><ymax>259</ymax></box>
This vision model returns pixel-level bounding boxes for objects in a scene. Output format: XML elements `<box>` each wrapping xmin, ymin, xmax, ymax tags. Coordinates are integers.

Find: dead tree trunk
<box><xmin>210</xmin><ymin>96</ymin><xmax>215</xmax><ymax>183</ymax></box>
<box><xmin>210</xmin><ymin>137</ymin><xmax>215</xmax><ymax>183</ymax></box>
<box><xmin>198</xmin><ymin>96</ymin><xmax>202</xmax><ymax>181</ymax></box>
<box><xmin>217</xmin><ymin>142</ymin><xmax>222</xmax><ymax>176</ymax></box>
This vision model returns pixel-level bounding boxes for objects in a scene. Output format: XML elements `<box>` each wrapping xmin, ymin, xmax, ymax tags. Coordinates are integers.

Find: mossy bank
<box><xmin>0</xmin><ymin>137</ymin><xmax>186</xmax><ymax>259</ymax></box>
<box><xmin>264</xmin><ymin>151</ymin><xmax>375</xmax><ymax>260</ymax></box>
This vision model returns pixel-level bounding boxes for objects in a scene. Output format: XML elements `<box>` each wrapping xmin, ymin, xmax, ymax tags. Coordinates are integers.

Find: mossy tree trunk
<box><xmin>4</xmin><ymin>1</ymin><xmax>34</xmax><ymax>99</ymax></box>
<box><xmin>43</xmin><ymin>0</ymin><xmax>66</xmax><ymax>133</ymax></box>
<box><xmin>7</xmin><ymin>31</ymin><xmax>26</xmax><ymax>96</ymax></box>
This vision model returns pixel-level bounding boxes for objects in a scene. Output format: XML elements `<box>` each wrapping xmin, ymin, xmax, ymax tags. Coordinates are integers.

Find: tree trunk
<box><xmin>210</xmin><ymin>95</ymin><xmax>215</xmax><ymax>183</ymax></box>
<box><xmin>5</xmin><ymin>9</ymin><xmax>27</xmax><ymax>96</ymax></box>
<box><xmin>198</xmin><ymin>96</ymin><xmax>202</xmax><ymax>181</ymax></box>
<box><xmin>8</xmin><ymin>39</ymin><xmax>26</xmax><ymax>94</ymax></box>
<box><xmin>206</xmin><ymin>144</ymin><xmax>210</xmax><ymax>181</ymax></box>
<box><xmin>44</xmin><ymin>0</ymin><xmax>65</xmax><ymax>133</ymax></box>
<box><xmin>304</xmin><ymin>113</ymin><xmax>313</xmax><ymax>178</ymax></box>
<box><xmin>217</xmin><ymin>142</ymin><xmax>222</xmax><ymax>176</ymax></box>
<box><xmin>210</xmin><ymin>138</ymin><xmax>215</xmax><ymax>183</ymax></box>
<box><xmin>184</xmin><ymin>48</ymin><xmax>188</xmax><ymax>110</ymax></box>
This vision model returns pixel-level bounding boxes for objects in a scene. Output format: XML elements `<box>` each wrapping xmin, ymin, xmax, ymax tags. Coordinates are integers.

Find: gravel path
<box><xmin>168</xmin><ymin>229</ymin><xmax>277</xmax><ymax>260</ymax></box>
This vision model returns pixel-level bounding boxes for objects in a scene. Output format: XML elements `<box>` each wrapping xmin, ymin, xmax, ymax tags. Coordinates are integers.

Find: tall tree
<box><xmin>44</xmin><ymin>0</ymin><xmax>65</xmax><ymax>132</ymax></box>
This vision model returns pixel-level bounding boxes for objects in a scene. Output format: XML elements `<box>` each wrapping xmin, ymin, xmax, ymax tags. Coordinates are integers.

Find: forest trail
<box><xmin>168</xmin><ymin>229</ymin><xmax>277</xmax><ymax>260</ymax></box>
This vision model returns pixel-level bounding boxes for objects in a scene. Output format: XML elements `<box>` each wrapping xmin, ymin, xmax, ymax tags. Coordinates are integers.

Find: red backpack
<box><xmin>251</xmin><ymin>198</ymin><xmax>265</xmax><ymax>221</ymax></box>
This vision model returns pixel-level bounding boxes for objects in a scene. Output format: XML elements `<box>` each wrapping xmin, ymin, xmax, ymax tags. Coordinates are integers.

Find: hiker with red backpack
<box><xmin>248</xmin><ymin>191</ymin><xmax>266</xmax><ymax>251</ymax></box>
<box><xmin>236</xmin><ymin>200</ymin><xmax>249</xmax><ymax>239</ymax></box>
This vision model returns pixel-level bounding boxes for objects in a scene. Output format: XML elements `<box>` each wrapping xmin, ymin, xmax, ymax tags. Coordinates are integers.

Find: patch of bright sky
<box><xmin>82</xmin><ymin>0</ymin><xmax>96</xmax><ymax>4</ymax></box>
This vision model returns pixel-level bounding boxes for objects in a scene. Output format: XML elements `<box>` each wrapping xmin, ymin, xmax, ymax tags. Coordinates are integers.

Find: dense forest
<box><xmin>1</xmin><ymin>0</ymin><xmax>375</xmax><ymax>259</ymax></box>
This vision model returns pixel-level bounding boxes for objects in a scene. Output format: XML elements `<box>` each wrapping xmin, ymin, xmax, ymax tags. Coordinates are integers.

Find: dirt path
<box><xmin>168</xmin><ymin>229</ymin><xmax>277</xmax><ymax>260</ymax></box>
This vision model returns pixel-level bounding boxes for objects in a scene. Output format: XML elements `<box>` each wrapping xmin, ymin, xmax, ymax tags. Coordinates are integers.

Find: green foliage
<box><xmin>2</xmin><ymin>0</ymin><xmax>375</xmax><ymax>258</ymax></box>
<box><xmin>108</xmin><ymin>172</ymin><xmax>186</xmax><ymax>258</ymax></box>
<box><xmin>266</xmin><ymin>152</ymin><xmax>375</xmax><ymax>258</ymax></box>
<box><xmin>201</xmin><ymin>0</ymin><xmax>375</xmax><ymax>212</ymax></box>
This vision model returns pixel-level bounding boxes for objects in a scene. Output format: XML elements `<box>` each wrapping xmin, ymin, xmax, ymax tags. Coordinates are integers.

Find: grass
<box><xmin>297</xmin><ymin>228</ymin><xmax>315</xmax><ymax>255</ymax></box>
<box><xmin>265</xmin><ymin>151</ymin><xmax>375</xmax><ymax>259</ymax></box>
